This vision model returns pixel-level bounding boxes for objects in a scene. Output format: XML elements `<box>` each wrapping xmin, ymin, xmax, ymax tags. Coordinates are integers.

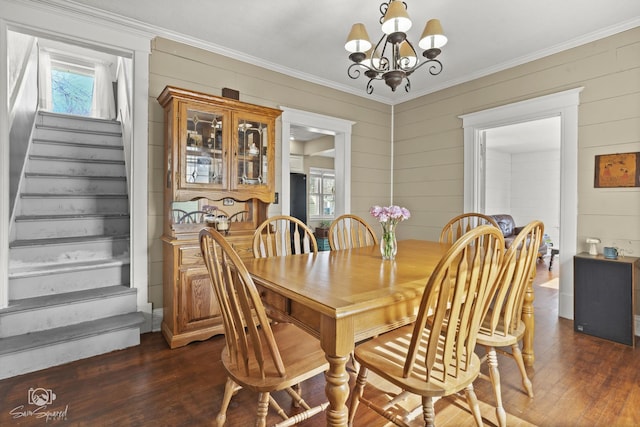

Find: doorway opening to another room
<box><xmin>280</xmin><ymin>107</ymin><xmax>354</xmax><ymax>229</ymax></box>
<box><xmin>484</xmin><ymin>117</ymin><xmax>562</xmax><ymax>258</ymax></box>
<box><xmin>460</xmin><ymin>88</ymin><xmax>583</xmax><ymax>320</ymax></box>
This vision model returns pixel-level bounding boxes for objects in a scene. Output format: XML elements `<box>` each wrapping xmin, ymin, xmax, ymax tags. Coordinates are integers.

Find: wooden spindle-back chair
<box><xmin>439</xmin><ymin>212</ymin><xmax>499</xmax><ymax>244</ymax></box>
<box><xmin>348</xmin><ymin>225</ymin><xmax>505</xmax><ymax>427</ymax></box>
<box><xmin>328</xmin><ymin>214</ymin><xmax>378</xmax><ymax>251</ymax></box>
<box><xmin>199</xmin><ymin>228</ymin><xmax>328</xmax><ymax>426</ymax></box>
<box><xmin>252</xmin><ymin>215</ymin><xmax>317</xmax><ymax>258</ymax></box>
<box><xmin>476</xmin><ymin>220</ymin><xmax>544</xmax><ymax>427</ymax></box>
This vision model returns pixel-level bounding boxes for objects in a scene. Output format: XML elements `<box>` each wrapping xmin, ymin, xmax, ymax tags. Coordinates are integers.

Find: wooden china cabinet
<box><xmin>157</xmin><ymin>86</ymin><xmax>281</xmax><ymax>348</ymax></box>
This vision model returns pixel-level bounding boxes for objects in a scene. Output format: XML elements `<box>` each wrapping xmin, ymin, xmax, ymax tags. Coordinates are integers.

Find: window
<box><xmin>50</xmin><ymin>55</ymin><xmax>95</xmax><ymax>116</ymax></box>
<box><xmin>308</xmin><ymin>168</ymin><xmax>335</xmax><ymax>219</ymax></box>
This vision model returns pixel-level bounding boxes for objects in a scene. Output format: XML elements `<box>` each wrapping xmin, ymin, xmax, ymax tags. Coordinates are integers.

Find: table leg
<box><xmin>549</xmin><ymin>248</ymin><xmax>559</xmax><ymax>271</ymax></box>
<box><xmin>321</xmin><ymin>316</ymin><xmax>353</xmax><ymax>427</ymax></box>
<box><xmin>522</xmin><ymin>275</ymin><xmax>535</xmax><ymax>366</ymax></box>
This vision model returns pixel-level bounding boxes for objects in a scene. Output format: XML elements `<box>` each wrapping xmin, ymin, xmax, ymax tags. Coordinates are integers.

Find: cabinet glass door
<box><xmin>184</xmin><ymin>108</ymin><xmax>226</xmax><ymax>187</ymax></box>
<box><xmin>235</xmin><ymin>117</ymin><xmax>269</xmax><ymax>188</ymax></box>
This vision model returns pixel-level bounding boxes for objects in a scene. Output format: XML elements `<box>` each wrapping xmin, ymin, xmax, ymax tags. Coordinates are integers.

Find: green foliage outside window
<box><xmin>51</xmin><ymin>69</ymin><xmax>94</xmax><ymax>116</ymax></box>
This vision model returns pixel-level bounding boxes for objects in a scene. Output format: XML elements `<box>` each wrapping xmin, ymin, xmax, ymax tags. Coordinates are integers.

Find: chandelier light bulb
<box><xmin>398</xmin><ymin>41</ymin><xmax>417</xmax><ymax>68</ymax></box>
<box><xmin>381</xmin><ymin>0</ymin><xmax>412</xmax><ymax>35</ymax></box>
<box><xmin>345</xmin><ymin>23</ymin><xmax>372</xmax><ymax>53</ymax></box>
<box><xmin>419</xmin><ymin>19</ymin><xmax>448</xmax><ymax>50</ymax></box>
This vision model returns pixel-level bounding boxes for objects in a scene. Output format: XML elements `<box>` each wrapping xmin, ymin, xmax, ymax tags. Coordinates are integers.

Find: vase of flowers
<box><xmin>370</xmin><ymin>205</ymin><xmax>411</xmax><ymax>260</ymax></box>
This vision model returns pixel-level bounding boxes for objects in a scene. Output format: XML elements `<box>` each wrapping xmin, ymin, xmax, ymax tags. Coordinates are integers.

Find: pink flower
<box><xmin>370</xmin><ymin>205</ymin><xmax>411</xmax><ymax>225</ymax></box>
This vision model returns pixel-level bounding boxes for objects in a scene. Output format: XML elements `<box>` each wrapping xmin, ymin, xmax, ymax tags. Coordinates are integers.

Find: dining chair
<box><xmin>476</xmin><ymin>220</ymin><xmax>544</xmax><ymax>427</ymax></box>
<box><xmin>252</xmin><ymin>215</ymin><xmax>318</xmax><ymax>258</ymax></box>
<box><xmin>199</xmin><ymin>228</ymin><xmax>329</xmax><ymax>427</ymax></box>
<box><xmin>439</xmin><ymin>212</ymin><xmax>499</xmax><ymax>244</ymax></box>
<box><xmin>178</xmin><ymin>209</ymin><xmax>230</xmax><ymax>224</ymax></box>
<box><xmin>348</xmin><ymin>225</ymin><xmax>505</xmax><ymax>427</ymax></box>
<box><xmin>328</xmin><ymin>214</ymin><xmax>378</xmax><ymax>251</ymax></box>
<box><xmin>170</xmin><ymin>208</ymin><xmax>188</xmax><ymax>224</ymax></box>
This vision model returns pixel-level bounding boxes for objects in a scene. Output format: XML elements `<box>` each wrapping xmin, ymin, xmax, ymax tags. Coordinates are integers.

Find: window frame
<box><xmin>308</xmin><ymin>167</ymin><xmax>336</xmax><ymax>220</ymax></box>
<box><xmin>48</xmin><ymin>52</ymin><xmax>96</xmax><ymax>116</ymax></box>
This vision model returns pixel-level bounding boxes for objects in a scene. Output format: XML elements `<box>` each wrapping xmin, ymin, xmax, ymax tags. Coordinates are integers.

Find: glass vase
<box><xmin>380</xmin><ymin>223</ymin><xmax>397</xmax><ymax>260</ymax></box>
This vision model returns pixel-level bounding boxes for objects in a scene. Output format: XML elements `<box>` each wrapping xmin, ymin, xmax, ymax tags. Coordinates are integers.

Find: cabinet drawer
<box><xmin>226</xmin><ymin>234</ymin><xmax>255</xmax><ymax>261</ymax></box>
<box><xmin>179</xmin><ymin>246</ymin><xmax>204</xmax><ymax>266</ymax></box>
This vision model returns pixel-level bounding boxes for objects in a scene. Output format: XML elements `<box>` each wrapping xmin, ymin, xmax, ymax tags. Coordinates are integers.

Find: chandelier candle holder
<box><xmin>370</xmin><ymin>205</ymin><xmax>411</xmax><ymax>260</ymax></box>
<box><xmin>345</xmin><ymin>0</ymin><xmax>447</xmax><ymax>94</ymax></box>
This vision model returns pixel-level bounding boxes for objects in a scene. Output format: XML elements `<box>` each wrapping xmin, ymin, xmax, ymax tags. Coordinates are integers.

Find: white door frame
<box><xmin>460</xmin><ymin>87</ymin><xmax>583</xmax><ymax>319</ymax></box>
<box><xmin>0</xmin><ymin>18</ymin><xmax>9</xmax><ymax>308</ymax></box>
<box><xmin>280</xmin><ymin>107</ymin><xmax>354</xmax><ymax>218</ymax></box>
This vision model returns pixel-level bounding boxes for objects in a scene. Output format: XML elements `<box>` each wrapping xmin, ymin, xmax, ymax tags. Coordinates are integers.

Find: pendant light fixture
<box><xmin>345</xmin><ymin>0</ymin><xmax>447</xmax><ymax>94</ymax></box>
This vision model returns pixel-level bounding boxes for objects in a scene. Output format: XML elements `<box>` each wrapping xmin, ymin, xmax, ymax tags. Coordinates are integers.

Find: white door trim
<box><xmin>0</xmin><ymin>18</ymin><xmax>9</xmax><ymax>308</ymax></box>
<box><xmin>460</xmin><ymin>87</ymin><xmax>584</xmax><ymax>319</ymax></box>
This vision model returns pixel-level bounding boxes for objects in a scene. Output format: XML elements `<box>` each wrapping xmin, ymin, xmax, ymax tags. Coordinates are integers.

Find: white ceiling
<box><xmin>68</xmin><ymin>0</ymin><xmax>640</xmax><ymax>105</ymax></box>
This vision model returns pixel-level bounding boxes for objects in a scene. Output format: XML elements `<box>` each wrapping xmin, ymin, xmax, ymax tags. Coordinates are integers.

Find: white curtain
<box><xmin>38</xmin><ymin>50</ymin><xmax>52</xmax><ymax>111</ymax></box>
<box><xmin>8</xmin><ymin>32</ymin><xmax>35</xmax><ymax>101</ymax></box>
<box><xmin>92</xmin><ymin>62</ymin><xmax>116</xmax><ymax>119</ymax></box>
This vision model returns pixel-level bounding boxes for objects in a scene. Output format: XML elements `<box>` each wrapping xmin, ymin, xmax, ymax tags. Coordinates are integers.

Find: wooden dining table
<box><xmin>243</xmin><ymin>239</ymin><xmax>450</xmax><ymax>427</ymax></box>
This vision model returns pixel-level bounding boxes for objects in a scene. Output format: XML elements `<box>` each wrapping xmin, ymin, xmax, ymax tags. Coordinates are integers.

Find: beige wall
<box><xmin>147</xmin><ymin>37</ymin><xmax>392</xmax><ymax>309</ymax></box>
<box><xmin>394</xmin><ymin>27</ymin><xmax>640</xmax><ymax>249</ymax></box>
<box><xmin>147</xmin><ymin>27</ymin><xmax>639</xmax><ymax>310</ymax></box>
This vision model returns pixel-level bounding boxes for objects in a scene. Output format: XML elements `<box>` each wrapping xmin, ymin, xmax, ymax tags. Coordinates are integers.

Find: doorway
<box><xmin>460</xmin><ymin>88</ymin><xmax>583</xmax><ymax>319</ymax></box>
<box><xmin>0</xmin><ymin>12</ymin><xmax>151</xmax><ymax>319</ymax></box>
<box><xmin>280</xmin><ymin>107</ymin><xmax>354</xmax><ymax>220</ymax></box>
<box><xmin>484</xmin><ymin>117</ymin><xmax>562</xmax><ymax>248</ymax></box>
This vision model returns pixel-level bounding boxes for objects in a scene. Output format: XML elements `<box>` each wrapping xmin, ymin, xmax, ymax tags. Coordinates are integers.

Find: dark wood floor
<box><xmin>1</xmin><ymin>261</ymin><xmax>639</xmax><ymax>426</ymax></box>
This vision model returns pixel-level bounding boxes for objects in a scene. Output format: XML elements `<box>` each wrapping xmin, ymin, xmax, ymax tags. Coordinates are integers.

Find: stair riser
<box><xmin>0</xmin><ymin>291</ymin><xmax>137</xmax><ymax>338</ymax></box>
<box><xmin>37</xmin><ymin>113</ymin><xmax>121</xmax><ymax>134</ymax></box>
<box><xmin>15</xmin><ymin>216</ymin><xmax>130</xmax><ymax>240</ymax></box>
<box><xmin>31</xmin><ymin>140</ymin><xmax>124</xmax><ymax>161</ymax></box>
<box><xmin>27</xmin><ymin>158</ymin><xmax>125</xmax><ymax>177</ymax></box>
<box><xmin>0</xmin><ymin>112</ymin><xmax>139</xmax><ymax>381</ymax></box>
<box><xmin>23</xmin><ymin>176</ymin><xmax>127</xmax><ymax>194</ymax></box>
<box><xmin>10</xmin><ymin>238</ymin><xmax>129</xmax><ymax>265</ymax></box>
<box><xmin>0</xmin><ymin>327</ymin><xmax>140</xmax><ymax>380</ymax></box>
<box><xmin>34</xmin><ymin>127</ymin><xmax>123</xmax><ymax>147</ymax></box>
<box><xmin>19</xmin><ymin>196</ymin><xmax>128</xmax><ymax>215</ymax></box>
<box><xmin>9</xmin><ymin>263</ymin><xmax>130</xmax><ymax>300</ymax></box>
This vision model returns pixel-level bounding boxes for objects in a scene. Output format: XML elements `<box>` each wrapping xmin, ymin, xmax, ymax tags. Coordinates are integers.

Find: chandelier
<box><xmin>345</xmin><ymin>0</ymin><xmax>447</xmax><ymax>94</ymax></box>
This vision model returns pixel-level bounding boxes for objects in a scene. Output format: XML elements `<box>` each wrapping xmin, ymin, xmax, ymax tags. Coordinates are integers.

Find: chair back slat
<box><xmin>439</xmin><ymin>212</ymin><xmax>499</xmax><ymax>244</ymax></box>
<box><xmin>485</xmin><ymin>220</ymin><xmax>544</xmax><ymax>336</ymax></box>
<box><xmin>253</xmin><ymin>215</ymin><xmax>317</xmax><ymax>258</ymax></box>
<box><xmin>404</xmin><ymin>225</ymin><xmax>505</xmax><ymax>383</ymax></box>
<box><xmin>201</xmin><ymin>228</ymin><xmax>286</xmax><ymax>379</ymax></box>
<box><xmin>329</xmin><ymin>214</ymin><xmax>379</xmax><ymax>250</ymax></box>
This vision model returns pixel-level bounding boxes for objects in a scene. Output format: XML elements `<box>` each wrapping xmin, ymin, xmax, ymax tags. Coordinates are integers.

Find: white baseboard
<box><xmin>152</xmin><ymin>308</ymin><xmax>163</xmax><ymax>333</ymax></box>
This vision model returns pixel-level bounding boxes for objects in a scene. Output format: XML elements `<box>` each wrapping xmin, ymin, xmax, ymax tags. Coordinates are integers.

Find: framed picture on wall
<box><xmin>594</xmin><ymin>152</ymin><xmax>640</xmax><ymax>188</ymax></box>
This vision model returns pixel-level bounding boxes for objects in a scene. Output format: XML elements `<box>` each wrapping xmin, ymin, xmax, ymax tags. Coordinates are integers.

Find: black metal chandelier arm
<box><xmin>412</xmin><ymin>58</ymin><xmax>444</xmax><ymax>76</ymax></box>
<box><xmin>347</xmin><ymin>62</ymin><xmax>365</xmax><ymax>80</ymax></box>
<box><xmin>403</xmin><ymin>78</ymin><xmax>411</xmax><ymax>93</ymax></box>
<box><xmin>366</xmin><ymin>78</ymin><xmax>376</xmax><ymax>94</ymax></box>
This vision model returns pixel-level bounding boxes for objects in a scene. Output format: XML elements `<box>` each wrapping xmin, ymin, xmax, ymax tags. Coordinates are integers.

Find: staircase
<box><xmin>0</xmin><ymin>111</ymin><xmax>144</xmax><ymax>380</ymax></box>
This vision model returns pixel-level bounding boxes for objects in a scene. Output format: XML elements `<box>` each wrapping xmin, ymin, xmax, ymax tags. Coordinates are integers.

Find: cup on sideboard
<box><xmin>603</xmin><ymin>246</ymin><xmax>619</xmax><ymax>259</ymax></box>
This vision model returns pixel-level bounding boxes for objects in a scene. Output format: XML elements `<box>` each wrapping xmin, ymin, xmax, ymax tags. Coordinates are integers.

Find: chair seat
<box><xmin>354</xmin><ymin>324</ymin><xmax>481</xmax><ymax>397</ymax></box>
<box><xmin>476</xmin><ymin>311</ymin><xmax>526</xmax><ymax>347</ymax></box>
<box><xmin>222</xmin><ymin>322</ymin><xmax>329</xmax><ymax>393</ymax></box>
